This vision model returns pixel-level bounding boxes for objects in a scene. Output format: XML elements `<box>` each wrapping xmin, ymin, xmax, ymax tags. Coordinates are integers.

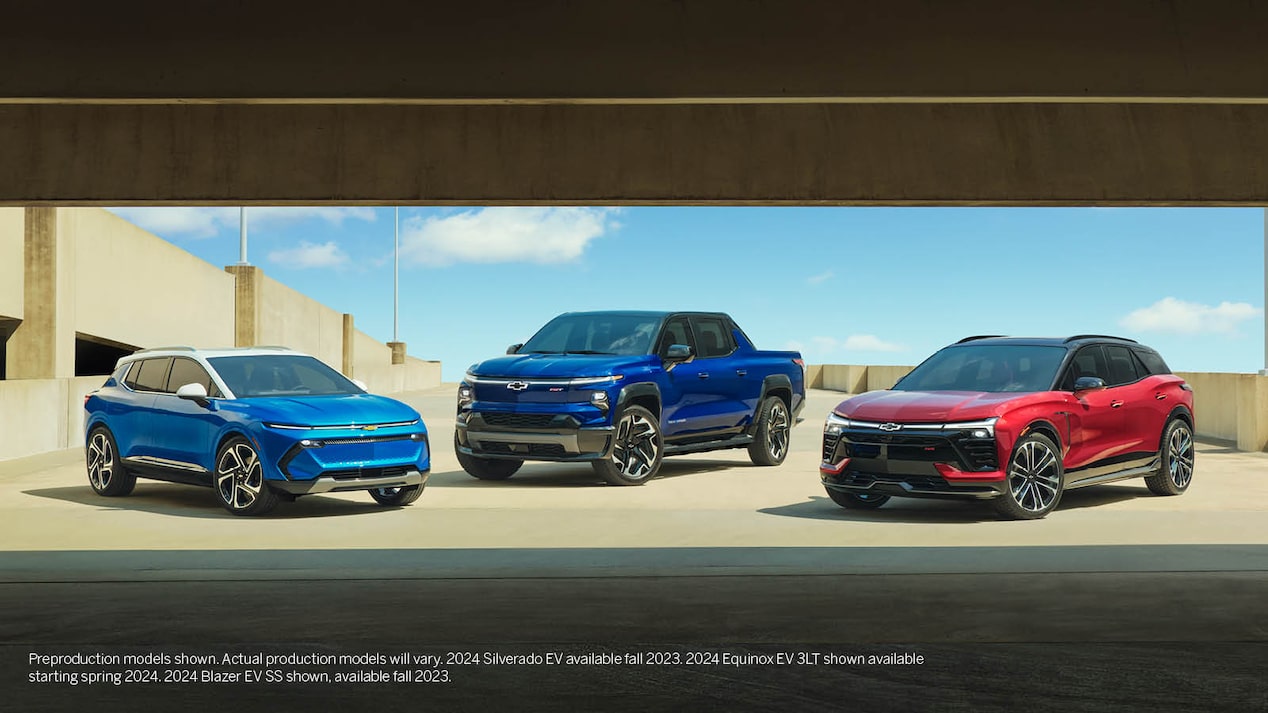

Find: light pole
<box><xmin>394</xmin><ymin>206</ymin><xmax>399</xmax><ymax>343</ymax></box>
<box><xmin>237</xmin><ymin>207</ymin><xmax>250</xmax><ymax>265</ymax></box>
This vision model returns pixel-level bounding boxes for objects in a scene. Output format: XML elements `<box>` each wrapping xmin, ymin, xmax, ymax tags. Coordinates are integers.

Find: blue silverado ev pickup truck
<box><xmin>455</xmin><ymin>311</ymin><xmax>806</xmax><ymax>485</ymax></box>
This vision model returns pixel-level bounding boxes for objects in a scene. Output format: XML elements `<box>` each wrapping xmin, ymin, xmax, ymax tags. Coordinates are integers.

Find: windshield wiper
<box><xmin>563</xmin><ymin>350</ymin><xmax>614</xmax><ymax>355</ymax></box>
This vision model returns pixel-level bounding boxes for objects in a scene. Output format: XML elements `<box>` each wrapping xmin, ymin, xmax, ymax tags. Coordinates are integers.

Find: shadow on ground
<box><xmin>22</xmin><ymin>485</ymin><xmax>397</xmax><ymax>520</ymax></box>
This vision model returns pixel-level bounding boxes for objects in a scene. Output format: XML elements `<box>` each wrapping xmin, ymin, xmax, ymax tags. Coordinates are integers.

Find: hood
<box><xmin>835</xmin><ymin>390</ymin><xmax>1025</xmax><ymax>423</ymax></box>
<box><xmin>237</xmin><ymin>393</ymin><xmax>421</xmax><ymax>428</ymax></box>
<box><xmin>468</xmin><ymin>353</ymin><xmax>658</xmax><ymax>379</ymax></box>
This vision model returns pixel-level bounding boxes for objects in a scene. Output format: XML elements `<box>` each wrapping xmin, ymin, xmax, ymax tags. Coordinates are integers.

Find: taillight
<box><xmin>793</xmin><ymin>358</ymin><xmax>805</xmax><ymax>368</ymax></box>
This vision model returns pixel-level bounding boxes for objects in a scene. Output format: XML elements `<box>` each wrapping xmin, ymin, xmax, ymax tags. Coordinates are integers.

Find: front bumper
<box><xmin>456</xmin><ymin>414</ymin><xmax>614</xmax><ymax>461</ymax></box>
<box><xmin>820</xmin><ymin>422</ymin><xmax>1006</xmax><ymax>500</ymax></box>
<box><xmin>269</xmin><ymin>467</ymin><xmax>429</xmax><ymax>495</ymax></box>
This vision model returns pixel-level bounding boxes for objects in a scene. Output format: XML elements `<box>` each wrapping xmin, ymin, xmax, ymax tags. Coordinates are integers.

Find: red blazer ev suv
<box><xmin>820</xmin><ymin>335</ymin><xmax>1195</xmax><ymax>520</ymax></box>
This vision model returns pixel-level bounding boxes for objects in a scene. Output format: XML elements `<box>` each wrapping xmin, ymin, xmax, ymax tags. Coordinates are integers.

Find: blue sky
<box><xmin>107</xmin><ymin>207</ymin><xmax>1266</xmax><ymax>381</ymax></box>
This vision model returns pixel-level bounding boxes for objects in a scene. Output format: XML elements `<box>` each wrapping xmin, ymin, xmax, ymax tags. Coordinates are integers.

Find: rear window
<box><xmin>1133</xmin><ymin>348</ymin><xmax>1172</xmax><ymax>375</ymax></box>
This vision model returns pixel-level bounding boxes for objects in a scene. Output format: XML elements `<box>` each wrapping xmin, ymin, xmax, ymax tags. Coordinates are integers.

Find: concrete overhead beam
<box><xmin>5</xmin><ymin>102</ymin><xmax>1268</xmax><ymax>205</ymax></box>
<box><xmin>4</xmin><ymin>1</ymin><xmax>1268</xmax><ymax>102</ymax></box>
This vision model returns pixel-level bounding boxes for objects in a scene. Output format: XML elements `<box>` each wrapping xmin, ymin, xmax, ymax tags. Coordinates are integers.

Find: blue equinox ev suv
<box><xmin>83</xmin><ymin>346</ymin><xmax>430</xmax><ymax>516</ymax></box>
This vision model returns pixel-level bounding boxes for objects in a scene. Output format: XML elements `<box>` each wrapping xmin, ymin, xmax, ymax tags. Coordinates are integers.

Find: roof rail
<box><xmin>955</xmin><ymin>335</ymin><xmax>1006</xmax><ymax>344</ymax></box>
<box><xmin>131</xmin><ymin>345</ymin><xmax>197</xmax><ymax>354</ymax></box>
<box><xmin>246</xmin><ymin>345</ymin><xmax>296</xmax><ymax>351</ymax></box>
<box><xmin>1063</xmin><ymin>334</ymin><xmax>1138</xmax><ymax>344</ymax></box>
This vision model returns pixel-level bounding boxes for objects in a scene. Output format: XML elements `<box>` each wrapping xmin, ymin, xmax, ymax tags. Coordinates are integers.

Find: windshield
<box><xmin>209</xmin><ymin>355</ymin><xmax>362</xmax><ymax>398</ymax></box>
<box><xmin>520</xmin><ymin>314</ymin><xmax>663</xmax><ymax>356</ymax></box>
<box><xmin>893</xmin><ymin>345</ymin><xmax>1067</xmax><ymax>393</ymax></box>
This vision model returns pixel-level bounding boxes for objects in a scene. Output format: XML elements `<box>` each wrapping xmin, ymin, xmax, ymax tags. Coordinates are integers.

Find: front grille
<box><xmin>480</xmin><ymin>441</ymin><xmax>568</xmax><ymax>458</ymax></box>
<box><xmin>841</xmin><ymin>472</ymin><xmax>955</xmax><ymax>492</ymax></box>
<box><xmin>323</xmin><ymin>466</ymin><xmax>414</xmax><ymax>481</ymax></box>
<box><xmin>960</xmin><ymin>439</ymin><xmax>999</xmax><ymax>470</ymax></box>
<box><xmin>318</xmin><ymin>434</ymin><xmax>415</xmax><ymax>446</ymax></box>
<box><xmin>479</xmin><ymin>413</ymin><xmax>572</xmax><ymax>429</ymax></box>
<box><xmin>822</xmin><ymin>433</ymin><xmax>841</xmax><ymax>462</ymax></box>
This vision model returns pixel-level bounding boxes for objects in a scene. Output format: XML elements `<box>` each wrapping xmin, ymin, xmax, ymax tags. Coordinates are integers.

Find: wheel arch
<box><xmin>1018</xmin><ymin>418</ymin><xmax>1063</xmax><ymax>451</ymax></box>
<box><xmin>616</xmin><ymin>382</ymin><xmax>661</xmax><ymax>420</ymax></box>
<box><xmin>1167</xmin><ymin>405</ymin><xmax>1194</xmax><ymax>430</ymax></box>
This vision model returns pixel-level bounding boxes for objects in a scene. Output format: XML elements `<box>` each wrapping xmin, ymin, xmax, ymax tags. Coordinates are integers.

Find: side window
<box><xmin>166</xmin><ymin>358</ymin><xmax>221</xmax><ymax>397</ymax></box>
<box><xmin>121</xmin><ymin>362</ymin><xmax>141</xmax><ymax>389</ymax></box>
<box><xmin>1104</xmin><ymin>345</ymin><xmax>1142</xmax><ymax>386</ymax></box>
<box><xmin>689</xmin><ymin>317</ymin><xmax>735</xmax><ymax>358</ymax></box>
<box><xmin>131</xmin><ymin>357</ymin><xmax>173</xmax><ymax>393</ymax></box>
<box><xmin>658</xmin><ymin>318</ymin><xmax>693</xmax><ymax>356</ymax></box>
<box><xmin>1133</xmin><ymin>348</ymin><xmax>1171</xmax><ymax>375</ymax></box>
<box><xmin>1060</xmin><ymin>347</ymin><xmax>1109</xmax><ymax>390</ymax></box>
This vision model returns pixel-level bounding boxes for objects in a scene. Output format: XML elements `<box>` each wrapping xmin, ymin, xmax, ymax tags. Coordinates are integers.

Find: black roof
<box><xmin>952</xmin><ymin>335</ymin><xmax>1142</xmax><ymax>348</ymax></box>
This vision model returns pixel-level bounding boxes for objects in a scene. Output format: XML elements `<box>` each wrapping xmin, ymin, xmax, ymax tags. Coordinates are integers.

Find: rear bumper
<box><xmin>269</xmin><ymin>468</ymin><xmax>428</xmax><ymax>495</ymax></box>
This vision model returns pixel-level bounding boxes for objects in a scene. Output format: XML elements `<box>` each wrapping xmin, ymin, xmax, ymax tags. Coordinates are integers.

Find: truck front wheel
<box><xmin>592</xmin><ymin>405</ymin><xmax>663</xmax><ymax>486</ymax></box>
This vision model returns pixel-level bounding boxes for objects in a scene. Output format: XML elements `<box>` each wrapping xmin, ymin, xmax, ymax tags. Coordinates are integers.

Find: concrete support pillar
<box><xmin>387</xmin><ymin>341</ymin><xmax>406</xmax><ymax>366</ymax></box>
<box><xmin>1236</xmin><ymin>374</ymin><xmax>1268</xmax><ymax>453</ymax></box>
<box><xmin>224</xmin><ymin>265</ymin><xmax>261</xmax><ymax>348</ymax></box>
<box><xmin>7</xmin><ymin>207</ymin><xmax>74</xmax><ymax>379</ymax></box>
<box><xmin>342</xmin><ymin>314</ymin><xmax>355</xmax><ymax>377</ymax></box>
<box><xmin>1262</xmin><ymin>209</ymin><xmax>1267</xmax><ymax>376</ymax></box>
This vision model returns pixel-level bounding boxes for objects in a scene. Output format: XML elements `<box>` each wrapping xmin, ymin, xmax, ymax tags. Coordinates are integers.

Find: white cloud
<box><xmin>1120</xmin><ymin>297</ymin><xmax>1262</xmax><ymax>335</ymax></box>
<box><xmin>789</xmin><ymin>334</ymin><xmax>906</xmax><ymax>360</ymax></box>
<box><xmin>106</xmin><ymin>207</ymin><xmax>375</xmax><ymax>239</ymax></box>
<box><xmin>400</xmin><ymin>207</ymin><xmax>618</xmax><ymax>267</ymax></box>
<box><xmin>267</xmin><ymin>241</ymin><xmax>349</xmax><ymax>269</ymax></box>
<box><xmin>806</xmin><ymin>270</ymin><xmax>834</xmax><ymax>285</ymax></box>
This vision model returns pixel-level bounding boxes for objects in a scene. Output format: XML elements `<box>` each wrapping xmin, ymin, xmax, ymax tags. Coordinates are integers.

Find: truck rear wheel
<box><xmin>748</xmin><ymin>396</ymin><xmax>791</xmax><ymax>466</ymax></box>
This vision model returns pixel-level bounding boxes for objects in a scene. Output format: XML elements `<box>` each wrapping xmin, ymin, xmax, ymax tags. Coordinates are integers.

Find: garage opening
<box><xmin>74</xmin><ymin>332</ymin><xmax>136</xmax><ymax>377</ymax></box>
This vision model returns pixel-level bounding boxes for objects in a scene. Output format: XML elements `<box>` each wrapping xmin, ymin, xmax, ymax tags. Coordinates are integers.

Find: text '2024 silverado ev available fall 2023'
<box><xmin>455</xmin><ymin>311</ymin><xmax>806</xmax><ymax>485</ymax></box>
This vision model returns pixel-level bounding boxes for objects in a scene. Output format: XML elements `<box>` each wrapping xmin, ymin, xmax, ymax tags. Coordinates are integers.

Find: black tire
<box><xmin>454</xmin><ymin>432</ymin><xmax>523</xmax><ymax>480</ymax></box>
<box><xmin>213</xmin><ymin>436</ymin><xmax>280</xmax><ymax>516</ymax></box>
<box><xmin>86</xmin><ymin>426</ymin><xmax>136</xmax><ymax>497</ymax></box>
<box><xmin>748</xmin><ymin>396</ymin><xmax>792</xmax><ymax>466</ymax></box>
<box><xmin>1145</xmin><ymin>419</ymin><xmax>1195</xmax><ymax>496</ymax></box>
<box><xmin>368</xmin><ymin>484</ymin><xmax>425</xmax><ymax>506</ymax></box>
<box><xmin>992</xmin><ymin>431</ymin><xmax>1064</xmax><ymax>520</ymax></box>
<box><xmin>826</xmin><ymin>487</ymin><xmax>890</xmax><ymax>509</ymax></box>
<box><xmin>592</xmin><ymin>405</ymin><xmax>663</xmax><ymax>486</ymax></box>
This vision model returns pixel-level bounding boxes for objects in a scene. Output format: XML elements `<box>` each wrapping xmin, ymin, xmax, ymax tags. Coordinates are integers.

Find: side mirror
<box><xmin>352</xmin><ymin>379</ymin><xmax>368</xmax><ymax>392</ymax></box>
<box><xmin>175</xmin><ymin>382</ymin><xmax>209</xmax><ymax>405</ymax></box>
<box><xmin>1073</xmin><ymin>376</ymin><xmax>1107</xmax><ymax>393</ymax></box>
<box><xmin>507</xmin><ymin>343</ymin><xmax>523</xmax><ymax>355</ymax></box>
<box><xmin>665</xmin><ymin>344</ymin><xmax>693</xmax><ymax>361</ymax></box>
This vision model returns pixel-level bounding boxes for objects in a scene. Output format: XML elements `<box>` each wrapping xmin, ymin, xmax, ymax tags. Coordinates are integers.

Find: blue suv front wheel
<box><xmin>214</xmin><ymin>436</ymin><xmax>280</xmax><ymax>516</ymax></box>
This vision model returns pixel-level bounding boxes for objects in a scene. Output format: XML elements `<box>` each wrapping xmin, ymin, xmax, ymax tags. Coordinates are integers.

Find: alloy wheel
<box><xmin>216</xmin><ymin>442</ymin><xmax>263</xmax><ymax>510</ymax></box>
<box><xmin>87</xmin><ymin>432</ymin><xmax>114</xmax><ymax>491</ymax></box>
<box><xmin>611</xmin><ymin>411</ymin><xmax>660</xmax><ymax>480</ymax></box>
<box><xmin>1168</xmin><ymin>425</ymin><xmax>1195</xmax><ymax>489</ymax></box>
<box><xmin>766</xmin><ymin>402</ymin><xmax>790</xmax><ymax>460</ymax></box>
<box><xmin>1007</xmin><ymin>439</ymin><xmax>1061</xmax><ymax>513</ymax></box>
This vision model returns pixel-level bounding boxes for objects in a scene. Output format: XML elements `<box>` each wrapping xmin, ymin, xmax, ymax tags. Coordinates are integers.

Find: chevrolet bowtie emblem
<box><xmin>507</xmin><ymin>381</ymin><xmax>529</xmax><ymax>391</ymax></box>
<box><xmin>362</xmin><ymin>425</ymin><xmax>378</xmax><ymax>431</ymax></box>
<box><xmin>878</xmin><ymin>423</ymin><xmax>902</xmax><ymax>432</ymax></box>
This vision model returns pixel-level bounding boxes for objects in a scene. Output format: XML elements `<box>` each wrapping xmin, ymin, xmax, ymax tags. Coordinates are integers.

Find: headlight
<box><xmin>457</xmin><ymin>386</ymin><xmax>473</xmax><ymax>406</ymax></box>
<box><xmin>824</xmin><ymin>412</ymin><xmax>851</xmax><ymax>435</ymax></box>
<box><xmin>264</xmin><ymin>422</ymin><xmax>309</xmax><ymax>430</ymax></box>
<box><xmin>568</xmin><ymin>375</ymin><xmax>623</xmax><ymax>386</ymax></box>
<box><xmin>950</xmin><ymin>418</ymin><xmax>998</xmax><ymax>437</ymax></box>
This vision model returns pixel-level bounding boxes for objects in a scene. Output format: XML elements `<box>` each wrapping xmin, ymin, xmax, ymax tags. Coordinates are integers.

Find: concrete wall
<box><xmin>815</xmin><ymin>364</ymin><xmax>1268</xmax><ymax>453</ymax></box>
<box><xmin>0</xmin><ymin>376</ymin><xmax>104</xmax><ymax>461</ymax></box>
<box><xmin>68</xmin><ymin>209</ymin><xmax>235</xmax><ymax>349</ymax></box>
<box><xmin>0</xmin><ymin>207</ymin><xmax>21</xmax><ymax>320</ymax></box>
<box><xmin>256</xmin><ymin>275</ymin><xmax>344</xmax><ymax>369</ymax></box>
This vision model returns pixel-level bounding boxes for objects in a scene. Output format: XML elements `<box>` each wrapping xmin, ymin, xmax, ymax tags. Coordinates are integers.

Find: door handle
<box><xmin>1155</xmin><ymin>393</ymin><xmax>1167</xmax><ymax>400</ymax></box>
<box><xmin>1110</xmin><ymin>400</ymin><xmax>1124</xmax><ymax>408</ymax></box>
<box><xmin>736</xmin><ymin>369</ymin><xmax>748</xmax><ymax>377</ymax></box>
<box><xmin>697</xmin><ymin>372</ymin><xmax>710</xmax><ymax>379</ymax></box>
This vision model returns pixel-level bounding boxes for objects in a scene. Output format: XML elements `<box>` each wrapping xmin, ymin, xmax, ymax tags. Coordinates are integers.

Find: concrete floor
<box><xmin>3</xmin><ymin>387</ymin><xmax>1266</xmax><ymax>712</ymax></box>
<box><xmin>2</xmin><ymin>388</ymin><xmax>1265</xmax><ymax>551</ymax></box>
